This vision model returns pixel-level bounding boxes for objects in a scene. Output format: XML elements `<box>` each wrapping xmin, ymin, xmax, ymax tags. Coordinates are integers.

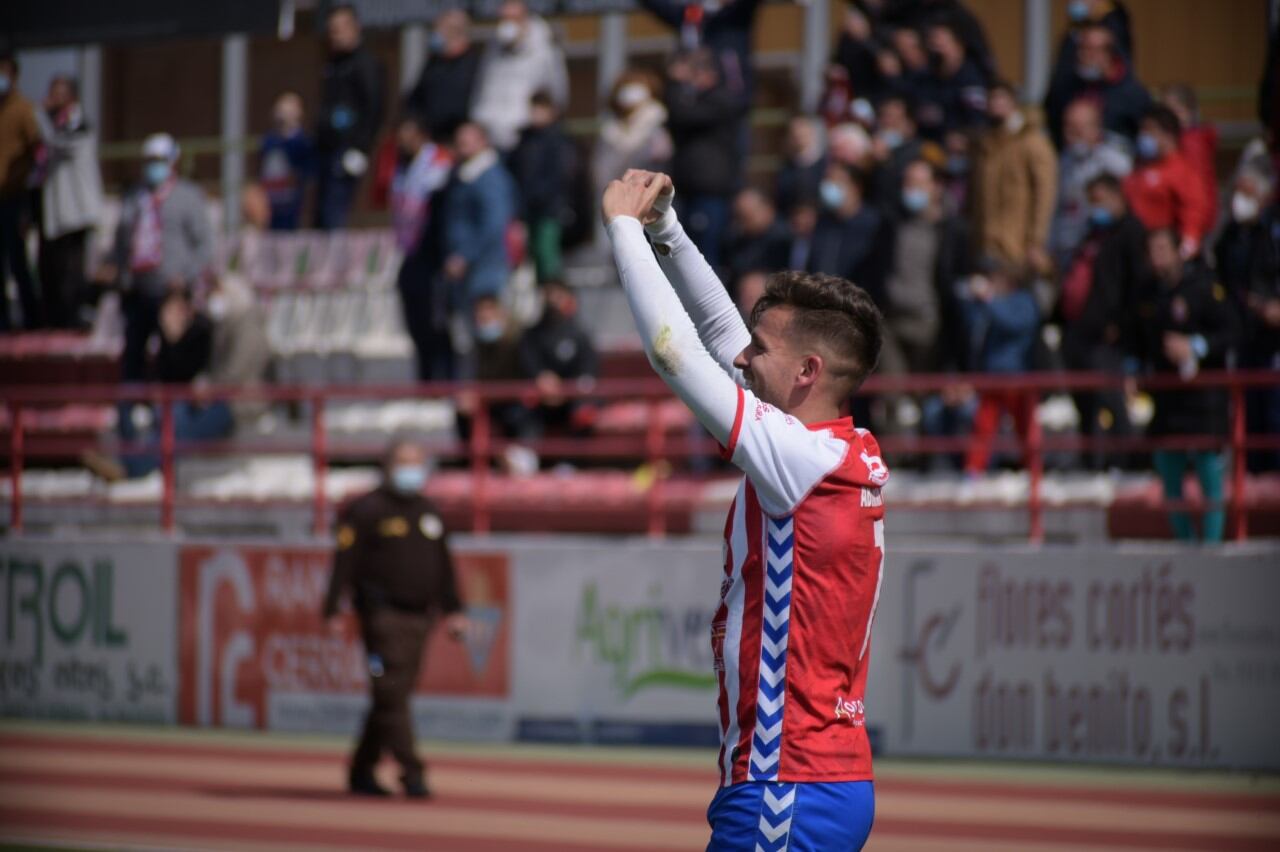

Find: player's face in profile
<box><xmin>735</xmin><ymin>306</ymin><xmax>800</xmax><ymax>409</ymax></box>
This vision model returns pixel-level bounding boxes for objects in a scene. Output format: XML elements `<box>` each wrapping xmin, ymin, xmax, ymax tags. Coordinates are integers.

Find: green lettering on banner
<box><xmin>50</xmin><ymin>561</ymin><xmax>90</xmax><ymax>645</ymax></box>
<box><xmin>96</xmin><ymin>562</ymin><xmax>128</xmax><ymax>647</ymax></box>
<box><xmin>7</xmin><ymin>558</ymin><xmax>44</xmax><ymax>665</ymax></box>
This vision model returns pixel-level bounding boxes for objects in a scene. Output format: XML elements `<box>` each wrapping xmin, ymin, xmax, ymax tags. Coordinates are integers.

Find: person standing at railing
<box><xmin>0</xmin><ymin>52</ymin><xmax>42</xmax><ymax>332</ymax></box>
<box><xmin>402</xmin><ymin>8</ymin><xmax>482</xmax><ymax>140</ymax></box>
<box><xmin>322</xmin><ymin>436</ymin><xmax>470</xmax><ymax>798</ymax></box>
<box><xmin>1136</xmin><ymin>228</ymin><xmax>1240</xmax><ymax>543</ymax></box>
<box><xmin>314</xmin><ymin>3</ymin><xmax>385</xmax><ymax>230</ymax></box>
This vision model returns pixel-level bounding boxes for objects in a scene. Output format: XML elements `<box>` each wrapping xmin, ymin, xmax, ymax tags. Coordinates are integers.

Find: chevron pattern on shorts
<box><xmin>754</xmin><ymin>781</ymin><xmax>797</xmax><ymax>852</ymax></box>
<box><xmin>750</xmin><ymin>516</ymin><xmax>793</xmax><ymax>782</ymax></box>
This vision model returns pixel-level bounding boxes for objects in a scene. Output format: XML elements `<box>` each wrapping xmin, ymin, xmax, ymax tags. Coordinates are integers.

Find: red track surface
<box><xmin>1</xmin><ymin>725</ymin><xmax>1277</xmax><ymax>851</ymax></box>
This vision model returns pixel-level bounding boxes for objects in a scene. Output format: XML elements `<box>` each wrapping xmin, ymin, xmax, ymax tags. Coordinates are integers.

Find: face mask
<box><xmin>1088</xmin><ymin>205</ymin><xmax>1114</xmax><ymax>228</ymax></box>
<box><xmin>495</xmin><ymin>20</ymin><xmax>520</xmax><ymax>46</ymax></box>
<box><xmin>1067</xmin><ymin>140</ymin><xmax>1092</xmax><ymax>159</ymax></box>
<box><xmin>946</xmin><ymin>154</ymin><xmax>969</xmax><ymax>176</ymax></box>
<box><xmin>0</xmin><ymin>75</ymin><xmax>10</xmax><ymax>97</ymax></box>
<box><xmin>1076</xmin><ymin>63</ymin><xmax>1104</xmax><ymax>82</ymax></box>
<box><xmin>206</xmin><ymin>294</ymin><xmax>229</xmax><ymax>321</ymax></box>
<box><xmin>1232</xmin><ymin>191</ymin><xmax>1261</xmax><ymax>223</ymax></box>
<box><xmin>429</xmin><ymin>31</ymin><xmax>448</xmax><ymax>53</ymax></box>
<box><xmin>144</xmin><ymin>161</ymin><xmax>171</xmax><ymax>187</ymax></box>
<box><xmin>819</xmin><ymin>179</ymin><xmax>846</xmax><ymax>210</ymax></box>
<box><xmin>475</xmin><ymin>320</ymin><xmax>505</xmax><ymax>343</ymax></box>
<box><xmin>1067</xmin><ymin>0</ymin><xmax>1090</xmax><ymax>22</ymax></box>
<box><xmin>390</xmin><ymin>464</ymin><xmax>427</xmax><ymax>494</ymax></box>
<box><xmin>879</xmin><ymin>129</ymin><xmax>904</xmax><ymax>150</ymax></box>
<box><xmin>617</xmin><ymin>83</ymin><xmax>650</xmax><ymax>110</ymax></box>
<box><xmin>1136</xmin><ymin>132</ymin><xmax>1160</xmax><ymax>161</ymax></box>
<box><xmin>902</xmin><ymin>187</ymin><xmax>930</xmax><ymax>214</ymax></box>
<box><xmin>1002</xmin><ymin>111</ymin><xmax>1025</xmax><ymax>134</ymax></box>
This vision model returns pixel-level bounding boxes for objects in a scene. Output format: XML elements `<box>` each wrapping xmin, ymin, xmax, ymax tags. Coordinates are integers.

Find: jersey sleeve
<box><xmin>720</xmin><ymin>385</ymin><xmax>853</xmax><ymax>517</ymax></box>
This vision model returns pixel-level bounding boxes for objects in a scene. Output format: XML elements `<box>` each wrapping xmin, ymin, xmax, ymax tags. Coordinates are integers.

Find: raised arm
<box><xmin>641</xmin><ymin>181</ymin><xmax>751</xmax><ymax>382</ymax></box>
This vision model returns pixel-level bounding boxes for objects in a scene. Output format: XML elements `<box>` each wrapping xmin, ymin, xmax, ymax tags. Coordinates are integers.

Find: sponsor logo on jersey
<box><xmin>835</xmin><ymin>694</ymin><xmax>866</xmax><ymax>725</ymax></box>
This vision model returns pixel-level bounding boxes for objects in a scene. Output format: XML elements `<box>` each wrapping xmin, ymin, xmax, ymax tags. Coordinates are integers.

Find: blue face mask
<box><xmin>1076</xmin><ymin>63</ymin><xmax>1104</xmax><ymax>82</ymax></box>
<box><xmin>475</xmin><ymin>320</ymin><xmax>505</xmax><ymax>343</ymax></box>
<box><xmin>144</xmin><ymin>161</ymin><xmax>171</xmax><ymax>187</ymax></box>
<box><xmin>902</xmin><ymin>187</ymin><xmax>930</xmax><ymax>214</ymax></box>
<box><xmin>390</xmin><ymin>464</ymin><xmax>427</xmax><ymax>494</ymax></box>
<box><xmin>819</xmin><ymin>179</ymin><xmax>845</xmax><ymax>210</ymax></box>
<box><xmin>1088</xmin><ymin>205</ymin><xmax>1115</xmax><ymax>228</ymax></box>
<box><xmin>945</xmin><ymin>154</ymin><xmax>969</xmax><ymax>176</ymax></box>
<box><xmin>1067</xmin><ymin>0</ymin><xmax>1090</xmax><ymax>22</ymax></box>
<box><xmin>879</xmin><ymin>129</ymin><xmax>904</xmax><ymax>150</ymax></box>
<box><xmin>1136</xmin><ymin>132</ymin><xmax>1161</xmax><ymax>161</ymax></box>
<box><xmin>429</xmin><ymin>32</ymin><xmax>447</xmax><ymax>53</ymax></box>
<box><xmin>0</xmin><ymin>75</ymin><xmax>10</xmax><ymax>97</ymax></box>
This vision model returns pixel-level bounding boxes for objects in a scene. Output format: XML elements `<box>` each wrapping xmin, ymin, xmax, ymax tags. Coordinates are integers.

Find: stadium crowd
<box><xmin>1</xmin><ymin>1</ymin><xmax>1279</xmax><ymax>540</ymax></box>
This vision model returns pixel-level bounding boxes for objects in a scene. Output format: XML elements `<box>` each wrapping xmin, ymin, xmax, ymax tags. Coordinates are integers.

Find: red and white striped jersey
<box><xmin>712</xmin><ymin>386</ymin><xmax>888</xmax><ymax>786</ymax></box>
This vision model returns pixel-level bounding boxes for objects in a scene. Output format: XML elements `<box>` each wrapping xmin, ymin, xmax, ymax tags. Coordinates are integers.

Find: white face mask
<box><xmin>617</xmin><ymin>83</ymin><xmax>650</xmax><ymax>110</ymax></box>
<box><xmin>1231</xmin><ymin>191</ymin><xmax>1261</xmax><ymax>223</ymax></box>
<box><xmin>495</xmin><ymin>20</ymin><xmax>521</xmax><ymax>46</ymax></box>
<box><xmin>1004</xmin><ymin>111</ymin><xmax>1025</xmax><ymax>134</ymax></box>
<box><xmin>207</xmin><ymin>294</ymin><xmax>229</xmax><ymax>321</ymax></box>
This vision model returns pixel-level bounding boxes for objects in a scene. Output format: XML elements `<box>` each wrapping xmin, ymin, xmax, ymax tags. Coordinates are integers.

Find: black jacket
<box><xmin>725</xmin><ymin>219</ymin><xmax>791</xmax><ymax>286</ymax></box>
<box><xmin>156</xmin><ymin>314</ymin><xmax>213</xmax><ymax>384</ymax></box>
<box><xmin>666</xmin><ymin>80</ymin><xmax>748</xmax><ymax>197</ymax></box>
<box><xmin>317</xmin><ymin>47</ymin><xmax>385</xmax><ymax>155</ymax></box>
<box><xmin>1215</xmin><ymin>207</ymin><xmax>1280</xmax><ymax>362</ymax></box>
<box><xmin>323</xmin><ymin>486</ymin><xmax>461</xmax><ymax>618</ymax></box>
<box><xmin>640</xmin><ymin>0</ymin><xmax>763</xmax><ymax>98</ymax></box>
<box><xmin>775</xmin><ymin>155</ymin><xmax>826</xmax><ymax>215</ymax></box>
<box><xmin>509</xmin><ymin>122</ymin><xmax>573</xmax><ymax>222</ymax></box>
<box><xmin>519</xmin><ymin>308</ymin><xmax>598</xmax><ymax>381</ymax></box>
<box><xmin>808</xmin><ymin>206</ymin><xmax>887</xmax><ymax>304</ymax></box>
<box><xmin>1136</xmin><ymin>265</ymin><xmax>1240</xmax><ymax>437</ymax></box>
<box><xmin>911</xmin><ymin>60</ymin><xmax>989</xmax><ymax>141</ymax></box>
<box><xmin>1063</xmin><ymin>213</ymin><xmax>1149</xmax><ymax>359</ymax></box>
<box><xmin>1044</xmin><ymin>59</ymin><xmax>1151</xmax><ymax>149</ymax></box>
<box><xmin>403</xmin><ymin>46</ymin><xmax>482</xmax><ymax>137</ymax></box>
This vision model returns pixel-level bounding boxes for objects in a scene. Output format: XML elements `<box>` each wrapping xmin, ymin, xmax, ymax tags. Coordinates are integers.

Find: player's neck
<box><xmin>786</xmin><ymin>396</ymin><xmax>844</xmax><ymax>427</ymax></box>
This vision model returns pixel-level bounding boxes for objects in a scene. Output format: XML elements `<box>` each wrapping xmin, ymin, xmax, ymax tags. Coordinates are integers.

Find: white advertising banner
<box><xmin>0</xmin><ymin>539</ymin><xmax>179</xmax><ymax>723</ymax></box>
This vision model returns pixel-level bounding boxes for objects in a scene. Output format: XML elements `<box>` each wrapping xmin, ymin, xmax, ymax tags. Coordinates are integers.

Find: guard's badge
<box><xmin>336</xmin><ymin>525</ymin><xmax>356</xmax><ymax>549</ymax></box>
<box><xmin>420</xmin><ymin>514</ymin><xmax>444</xmax><ymax>540</ymax></box>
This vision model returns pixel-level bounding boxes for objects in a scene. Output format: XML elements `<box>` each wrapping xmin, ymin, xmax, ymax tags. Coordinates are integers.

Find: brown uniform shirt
<box><xmin>322</xmin><ymin>485</ymin><xmax>462</xmax><ymax>619</ymax></box>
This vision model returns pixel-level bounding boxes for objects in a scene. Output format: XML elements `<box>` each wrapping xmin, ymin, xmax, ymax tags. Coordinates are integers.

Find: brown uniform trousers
<box><xmin>352</xmin><ymin>607</ymin><xmax>433</xmax><ymax>780</ymax></box>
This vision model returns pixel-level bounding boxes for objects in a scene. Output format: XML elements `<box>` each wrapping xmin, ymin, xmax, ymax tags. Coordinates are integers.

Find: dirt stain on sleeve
<box><xmin>652</xmin><ymin>325</ymin><xmax>681</xmax><ymax>376</ymax></box>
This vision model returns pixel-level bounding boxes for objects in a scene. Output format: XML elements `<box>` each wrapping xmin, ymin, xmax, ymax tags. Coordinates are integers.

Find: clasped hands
<box><xmin>601</xmin><ymin>169</ymin><xmax>675</xmax><ymax>228</ymax></box>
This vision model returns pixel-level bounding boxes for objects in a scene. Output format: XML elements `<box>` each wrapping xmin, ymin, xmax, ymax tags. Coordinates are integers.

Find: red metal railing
<box><xmin>3</xmin><ymin>371</ymin><xmax>1278</xmax><ymax>542</ymax></box>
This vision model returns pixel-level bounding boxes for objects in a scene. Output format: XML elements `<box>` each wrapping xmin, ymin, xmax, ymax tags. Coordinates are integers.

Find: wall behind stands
<box><xmin>3</xmin><ymin>536</ymin><xmax>1278</xmax><ymax>770</ymax></box>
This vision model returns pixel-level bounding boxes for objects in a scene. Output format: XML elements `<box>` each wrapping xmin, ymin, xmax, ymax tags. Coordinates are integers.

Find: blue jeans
<box><xmin>679</xmin><ymin>195</ymin><xmax>732</xmax><ymax>272</ymax></box>
<box><xmin>707</xmin><ymin>780</ymin><xmax>874</xmax><ymax>851</ymax></box>
<box><xmin>1152</xmin><ymin>449</ymin><xmax>1226</xmax><ymax>543</ymax></box>
<box><xmin>121</xmin><ymin>400</ymin><xmax>234</xmax><ymax>478</ymax></box>
<box><xmin>314</xmin><ymin>154</ymin><xmax>358</xmax><ymax>230</ymax></box>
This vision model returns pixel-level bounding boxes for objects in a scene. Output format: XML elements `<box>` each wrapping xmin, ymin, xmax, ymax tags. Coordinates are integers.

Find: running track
<box><xmin>1</xmin><ymin>721</ymin><xmax>1277</xmax><ymax>851</ymax></box>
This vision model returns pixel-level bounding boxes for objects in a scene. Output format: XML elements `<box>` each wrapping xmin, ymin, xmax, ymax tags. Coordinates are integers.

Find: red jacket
<box><xmin>1123</xmin><ymin>151</ymin><xmax>1213</xmax><ymax>249</ymax></box>
<box><xmin>1180</xmin><ymin>125</ymin><xmax>1219</xmax><ymax>226</ymax></box>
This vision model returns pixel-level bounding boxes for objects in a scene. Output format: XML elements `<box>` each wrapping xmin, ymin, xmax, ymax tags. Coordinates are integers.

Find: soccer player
<box><xmin>603</xmin><ymin>171</ymin><xmax>888</xmax><ymax>850</ymax></box>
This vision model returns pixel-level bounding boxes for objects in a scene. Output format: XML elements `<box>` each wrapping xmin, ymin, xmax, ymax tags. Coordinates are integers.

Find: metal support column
<box><xmin>78</xmin><ymin>45</ymin><xmax>102</xmax><ymax>131</ymax></box>
<box><xmin>598</xmin><ymin>12</ymin><xmax>628</xmax><ymax>110</ymax></box>
<box><xmin>1023</xmin><ymin>0</ymin><xmax>1052</xmax><ymax>102</ymax></box>
<box><xmin>221</xmin><ymin>34</ymin><xmax>249</xmax><ymax>233</ymax></box>
<box><xmin>801</xmin><ymin>0</ymin><xmax>831</xmax><ymax>114</ymax></box>
<box><xmin>401</xmin><ymin>23</ymin><xmax>429</xmax><ymax>94</ymax></box>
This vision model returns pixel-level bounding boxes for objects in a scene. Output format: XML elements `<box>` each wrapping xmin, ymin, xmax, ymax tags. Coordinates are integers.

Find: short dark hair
<box><xmin>50</xmin><ymin>74</ymin><xmax>79</xmax><ymax>99</ymax></box>
<box><xmin>328</xmin><ymin>2</ymin><xmax>358</xmax><ymax>20</ymax></box>
<box><xmin>750</xmin><ymin>271</ymin><xmax>883</xmax><ymax>394</ymax></box>
<box><xmin>989</xmin><ymin>79</ymin><xmax>1019</xmax><ymax>100</ymax></box>
<box><xmin>1142</xmin><ymin>104</ymin><xmax>1182</xmax><ymax>138</ymax></box>
<box><xmin>1085</xmin><ymin>172</ymin><xmax>1124</xmax><ymax>196</ymax></box>
<box><xmin>530</xmin><ymin>90</ymin><xmax>556</xmax><ymax>109</ymax></box>
<box><xmin>903</xmin><ymin>157</ymin><xmax>939</xmax><ymax>183</ymax></box>
<box><xmin>0</xmin><ymin>52</ymin><xmax>17</xmax><ymax>76</ymax></box>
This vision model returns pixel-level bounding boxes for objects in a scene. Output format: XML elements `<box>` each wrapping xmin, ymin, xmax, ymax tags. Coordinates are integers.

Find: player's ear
<box><xmin>796</xmin><ymin>353</ymin><xmax>822</xmax><ymax>388</ymax></box>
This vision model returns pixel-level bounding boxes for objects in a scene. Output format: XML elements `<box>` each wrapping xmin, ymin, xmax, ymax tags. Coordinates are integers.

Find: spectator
<box><xmin>775</xmin><ymin>115</ymin><xmax>827</xmax><ymax>215</ymax></box>
<box><xmin>971</xmin><ymin>82</ymin><xmax>1058</xmax><ymax>274</ymax></box>
<box><xmin>961</xmin><ymin>260</ymin><xmax>1041</xmax><ymax>475</ymax></box>
<box><xmin>1044</xmin><ymin>23</ymin><xmax>1150</xmax><ymax>149</ymax></box>
<box><xmin>518</xmin><ymin>280</ymin><xmax>599</xmax><ymax>437</ymax></box>
<box><xmin>786</xmin><ymin>197</ymin><xmax>820</xmax><ymax>272</ymax></box>
<box><xmin>809</xmin><ymin>162</ymin><xmax>885</xmax><ymax>302</ymax></box>
<box><xmin>84</xmin><ymin>290</ymin><xmax>227</xmax><ymax>481</ymax></box>
<box><xmin>259</xmin><ymin>92</ymin><xmax>315</xmax><ymax>231</ymax></box>
<box><xmin>913</xmin><ymin>21</ymin><xmax>988</xmax><ymax>141</ymax></box>
<box><xmin>665</xmin><ymin>48</ymin><xmax>748</xmax><ymax>270</ymax></box>
<box><xmin>0</xmin><ymin>52</ymin><xmax>41</xmax><ymax>331</ymax></box>
<box><xmin>1215</xmin><ymin>167</ymin><xmax>1280</xmax><ymax>469</ymax></box>
<box><xmin>735</xmin><ymin>269</ymin><xmax>768</xmax><ymax>320</ymax></box>
<box><xmin>204</xmin><ymin>275</ymin><xmax>272</xmax><ymax>435</ymax></box>
<box><xmin>38</xmin><ymin>73</ymin><xmax>103</xmax><ymax>330</ymax></box>
<box><xmin>638</xmin><ymin>0</ymin><xmax>762</xmax><ymax>104</ymax></box>
<box><xmin>869</xmin><ymin>95</ymin><xmax>926</xmax><ymax>209</ymax></box>
<box><xmin>725</xmin><ymin>187</ymin><xmax>789</xmax><ymax>290</ymax></box>
<box><xmin>1160</xmin><ymin>84</ymin><xmax>1219</xmax><ymax>229</ymax></box>
<box><xmin>593</xmin><ymin>70</ymin><xmax>672</xmax><ymax>235</ymax></box>
<box><xmin>113</xmin><ymin>133</ymin><xmax>213</xmax><ymax>386</ymax></box>
<box><xmin>1060</xmin><ymin>0</ymin><xmax>1134</xmax><ymax>60</ymax></box>
<box><xmin>1060</xmin><ymin>173</ymin><xmax>1147</xmax><ymax>467</ymax></box>
<box><xmin>1049</xmin><ymin>97</ymin><xmax>1132</xmax><ymax>270</ymax></box>
<box><xmin>939</xmin><ymin>128</ymin><xmax>972</xmax><ymax>217</ymax></box>
<box><xmin>882</xmin><ymin>0</ymin><xmax>997</xmax><ymax>84</ymax></box>
<box><xmin>880</xmin><ymin>158</ymin><xmax>971</xmax><ymax>379</ymax></box>
<box><xmin>1137</xmin><ymin>228</ymin><xmax>1240</xmax><ymax>542</ymax></box>
<box><xmin>831</xmin><ymin>7</ymin><xmax>882</xmax><ymax>102</ymax></box>
<box><xmin>1123</xmin><ymin>105</ymin><xmax>1213</xmax><ymax>260</ymax></box>
<box><xmin>889</xmin><ymin>26</ymin><xmax>932</xmax><ymax>100</ymax></box>
<box><xmin>471</xmin><ymin>0</ymin><xmax>568</xmax><ymax>154</ymax></box>
<box><xmin>392</xmin><ymin>113</ymin><xmax>453</xmax><ymax>383</ymax></box>
<box><xmin>509</xmin><ymin>91</ymin><xmax>573</xmax><ymax>283</ymax></box>
<box><xmin>442</xmin><ymin>122</ymin><xmax>517</xmax><ymax>309</ymax></box>
<box><xmin>403</xmin><ymin>9</ymin><xmax>482</xmax><ymax>138</ymax></box>
<box><xmin>456</xmin><ymin>295</ymin><xmax>536</xmax><ymax>443</ymax></box>
<box><xmin>315</xmin><ymin>4</ymin><xmax>385</xmax><ymax>229</ymax></box>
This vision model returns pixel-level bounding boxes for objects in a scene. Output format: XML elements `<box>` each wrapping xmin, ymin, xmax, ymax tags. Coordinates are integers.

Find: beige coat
<box><xmin>972</xmin><ymin>111</ymin><xmax>1058</xmax><ymax>267</ymax></box>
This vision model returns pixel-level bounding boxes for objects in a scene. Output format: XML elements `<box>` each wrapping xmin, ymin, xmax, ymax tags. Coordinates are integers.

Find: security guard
<box><xmin>322</xmin><ymin>436</ymin><xmax>468</xmax><ymax>798</ymax></box>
